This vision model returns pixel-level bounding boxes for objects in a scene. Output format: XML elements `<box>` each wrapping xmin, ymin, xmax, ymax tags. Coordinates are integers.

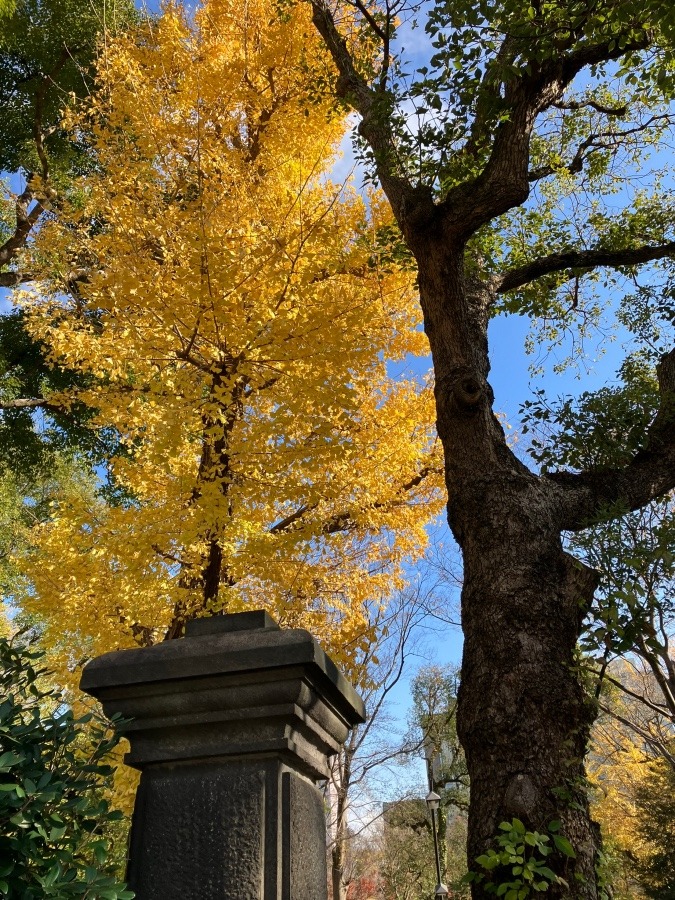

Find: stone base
<box><xmin>126</xmin><ymin>757</ymin><xmax>327</xmax><ymax>900</ymax></box>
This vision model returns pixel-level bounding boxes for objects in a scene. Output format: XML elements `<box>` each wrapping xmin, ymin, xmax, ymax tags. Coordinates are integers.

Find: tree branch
<box><xmin>551</xmin><ymin>347</ymin><xmax>675</xmax><ymax>530</ymax></box>
<box><xmin>597</xmin><ymin>702</ymin><xmax>675</xmax><ymax>770</ymax></box>
<box><xmin>0</xmin><ymin>271</ymin><xmax>34</xmax><ymax>287</ymax></box>
<box><xmin>308</xmin><ymin>0</ymin><xmax>433</xmax><ymax>226</ymax></box>
<box><xmin>529</xmin><ymin>113</ymin><xmax>675</xmax><ymax>182</ymax></box>
<box><xmin>552</xmin><ymin>98</ymin><xmax>628</xmax><ymax>117</ymax></box>
<box><xmin>0</xmin><ymin>397</ymin><xmax>52</xmax><ymax>411</ymax></box>
<box><xmin>0</xmin><ymin>49</ymin><xmax>74</xmax><ymax>282</ymax></box>
<box><xmin>348</xmin><ymin>0</ymin><xmax>387</xmax><ymax>42</ymax></box>
<box><xmin>437</xmin><ymin>34</ymin><xmax>652</xmax><ymax>241</ymax></box>
<box><xmin>268</xmin><ymin>463</ymin><xmax>441</xmax><ymax>536</ymax></box>
<box><xmin>585</xmin><ymin>665</ymin><xmax>674</xmax><ymax>719</ymax></box>
<box><xmin>0</xmin><ymin>184</ymin><xmax>46</xmax><ymax>271</ymax></box>
<box><xmin>497</xmin><ymin>241</ymin><xmax>675</xmax><ymax>295</ymax></box>
<box><xmin>268</xmin><ymin>504</ymin><xmax>310</xmax><ymax>535</ymax></box>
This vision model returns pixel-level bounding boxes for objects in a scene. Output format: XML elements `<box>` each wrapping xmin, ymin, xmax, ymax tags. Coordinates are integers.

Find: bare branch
<box><xmin>552</xmin><ymin>99</ymin><xmax>628</xmax><ymax>117</ymax></box>
<box><xmin>0</xmin><ymin>397</ymin><xmax>51</xmax><ymax>411</ymax></box>
<box><xmin>597</xmin><ymin>702</ymin><xmax>675</xmax><ymax>770</ymax></box>
<box><xmin>308</xmin><ymin>0</ymin><xmax>431</xmax><ymax>224</ymax></box>
<box><xmin>585</xmin><ymin>665</ymin><xmax>674</xmax><ymax>719</ymax></box>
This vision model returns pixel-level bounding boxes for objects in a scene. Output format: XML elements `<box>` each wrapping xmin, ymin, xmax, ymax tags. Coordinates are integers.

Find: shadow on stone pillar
<box><xmin>80</xmin><ymin>610</ymin><xmax>366</xmax><ymax>900</ymax></box>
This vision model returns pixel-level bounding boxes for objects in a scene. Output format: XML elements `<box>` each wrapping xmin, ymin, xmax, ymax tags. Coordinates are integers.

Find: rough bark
<box><xmin>405</xmin><ymin>231</ymin><xmax>601</xmax><ymax>896</ymax></box>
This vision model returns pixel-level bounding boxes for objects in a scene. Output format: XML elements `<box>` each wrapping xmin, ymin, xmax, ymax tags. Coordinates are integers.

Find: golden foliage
<box><xmin>587</xmin><ymin>658</ymin><xmax>674</xmax><ymax>898</ymax></box>
<box><xmin>17</xmin><ymin>0</ymin><xmax>444</xmax><ymax>681</ymax></box>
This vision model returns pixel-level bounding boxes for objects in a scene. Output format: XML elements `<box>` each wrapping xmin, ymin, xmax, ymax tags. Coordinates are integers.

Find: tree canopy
<box><xmin>9</xmin><ymin>0</ymin><xmax>444</xmax><ymax>677</ymax></box>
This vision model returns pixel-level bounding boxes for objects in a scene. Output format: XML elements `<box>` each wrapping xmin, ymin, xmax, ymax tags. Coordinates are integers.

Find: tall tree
<box><xmin>632</xmin><ymin>751</ymin><xmax>675</xmax><ymax>899</ymax></box>
<box><xmin>589</xmin><ymin>676</ymin><xmax>674</xmax><ymax>899</ymax></box>
<box><xmin>579</xmin><ymin>496</ymin><xmax>675</xmax><ymax>757</ymax></box>
<box><xmin>303</xmin><ymin>0</ymin><xmax>675</xmax><ymax>894</ymax></box>
<box><xmin>14</xmin><ymin>0</ymin><xmax>444</xmax><ymax>678</ymax></box>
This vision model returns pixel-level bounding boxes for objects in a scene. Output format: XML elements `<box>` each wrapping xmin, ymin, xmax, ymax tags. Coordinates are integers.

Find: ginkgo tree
<box><xmin>14</xmin><ymin>0</ymin><xmax>444</xmax><ymax>678</ymax></box>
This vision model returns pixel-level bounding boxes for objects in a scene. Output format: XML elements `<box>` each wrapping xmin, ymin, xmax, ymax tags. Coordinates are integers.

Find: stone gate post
<box><xmin>80</xmin><ymin>610</ymin><xmax>365</xmax><ymax>900</ymax></box>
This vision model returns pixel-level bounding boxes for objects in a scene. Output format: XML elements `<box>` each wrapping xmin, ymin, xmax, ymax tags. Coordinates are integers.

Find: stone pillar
<box><xmin>80</xmin><ymin>610</ymin><xmax>365</xmax><ymax>900</ymax></box>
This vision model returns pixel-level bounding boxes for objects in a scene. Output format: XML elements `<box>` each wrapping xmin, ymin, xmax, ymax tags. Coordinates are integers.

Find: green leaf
<box><xmin>537</xmin><ymin>867</ymin><xmax>558</xmax><ymax>881</ymax></box>
<box><xmin>0</xmin><ymin>751</ymin><xmax>22</xmax><ymax>768</ymax></box>
<box><xmin>553</xmin><ymin>835</ymin><xmax>576</xmax><ymax>858</ymax></box>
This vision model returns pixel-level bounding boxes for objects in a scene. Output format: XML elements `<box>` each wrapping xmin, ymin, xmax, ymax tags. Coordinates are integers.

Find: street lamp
<box><xmin>425</xmin><ymin>791</ymin><xmax>449</xmax><ymax>899</ymax></box>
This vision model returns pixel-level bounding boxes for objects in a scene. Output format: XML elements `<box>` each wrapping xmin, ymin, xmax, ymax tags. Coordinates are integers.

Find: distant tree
<box><xmin>327</xmin><ymin>578</ymin><xmax>451</xmax><ymax>900</ymax></box>
<box><xmin>0</xmin><ymin>0</ymin><xmax>135</xmax><ymax>628</ymax></box>
<box><xmin>573</xmin><ymin>493</ymin><xmax>675</xmax><ymax>763</ymax></box>
<box><xmin>409</xmin><ymin>664</ymin><xmax>469</xmax><ymax>892</ymax></box>
<box><xmin>589</xmin><ymin>663</ymin><xmax>674</xmax><ymax>900</ymax></box>
<box><xmin>380</xmin><ymin>799</ymin><xmax>437</xmax><ymax>900</ymax></box>
<box><xmin>0</xmin><ymin>0</ymin><xmax>135</xmax><ymax>282</ymax></box>
<box><xmin>411</xmin><ymin>665</ymin><xmax>468</xmax><ymax>805</ymax></box>
<box><xmin>632</xmin><ymin>752</ymin><xmax>675</xmax><ymax>900</ymax></box>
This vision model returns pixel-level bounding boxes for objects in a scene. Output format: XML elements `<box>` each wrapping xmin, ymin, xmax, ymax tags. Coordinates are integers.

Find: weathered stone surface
<box><xmin>80</xmin><ymin>612</ymin><xmax>364</xmax><ymax>900</ymax></box>
<box><xmin>283</xmin><ymin>772</ymin><xmax>327</xmax><ymax>900</ymax></box>
<box><xmin>185</xmin><ymin>609</ymin><xmax>280</xmax><ymax>637</ymax></box>
<box><xmin>127</xmin><ymin>760</ymin><xmax>266</xmax><ymax>900</ymax></box>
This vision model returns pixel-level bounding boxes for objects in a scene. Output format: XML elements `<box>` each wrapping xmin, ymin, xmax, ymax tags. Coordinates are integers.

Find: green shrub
<box><xmin>0</xmin><ymin>634</ymin><xmax>133</xmax><ymax>899</ymax></box>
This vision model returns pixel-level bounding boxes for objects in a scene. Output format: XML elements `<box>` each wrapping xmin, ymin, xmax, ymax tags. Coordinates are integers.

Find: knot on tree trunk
<box><xmin>398</xmin><ymin>185</ymin><xmax>437</xmax><ymax>232</ymax></box>
<box><xmin>441</xmin><ymin>367</ymin><xmax>486</xmax><ymax>413</ymax></box>
<box><xmin>456</xmin><ymin>375</ymin><xmax>482</xmax><ymax>407</ymax></box>
<box><xmin>503</xmin><ymin>773</ymin><xmax>538</xmax><ymax>821</ymax></box>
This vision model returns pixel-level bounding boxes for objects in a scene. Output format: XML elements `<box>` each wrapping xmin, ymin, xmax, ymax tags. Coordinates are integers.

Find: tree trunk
<box><xmin>330</xmin><ymin>752</ymin><xmax>350</xmax><ymax>900</ymax></box>
<box><xmin>332</xmin><ymin>843</ymin><xmax>347</xmax><ymax>900</ymax></box>
<box><xmin>410</xmin><ymin>233</ymin><xmax>603</xmax><ymax>897</ymax></box>
<box><xmin>454</xmin><ymin>482</ymin><xmax>600</xmax><ymax>897</ymax></box>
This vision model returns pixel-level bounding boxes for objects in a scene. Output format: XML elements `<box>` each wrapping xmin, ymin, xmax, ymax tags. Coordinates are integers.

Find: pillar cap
<box><xmin>80</xmin><ymin>612</ymin><xmax>366</xmax><ymax>779</ymax></box>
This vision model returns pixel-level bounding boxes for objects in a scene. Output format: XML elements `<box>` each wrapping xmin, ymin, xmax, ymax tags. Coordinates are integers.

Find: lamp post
<box><xmin>425</xmin><ymin>790</ymin><xmax>449</xmax><ymax>898</ymax></box>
